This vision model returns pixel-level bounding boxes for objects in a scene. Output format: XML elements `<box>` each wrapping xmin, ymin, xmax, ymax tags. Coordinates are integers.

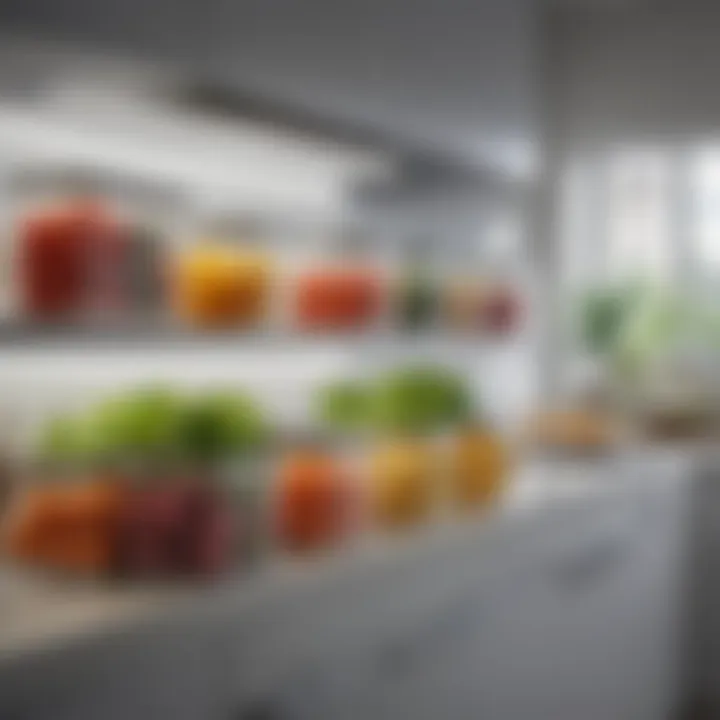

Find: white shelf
<box><xmin>0</xmin><ymin>321</ymin><xmax>515</xmax><ymax>350</ymax></box>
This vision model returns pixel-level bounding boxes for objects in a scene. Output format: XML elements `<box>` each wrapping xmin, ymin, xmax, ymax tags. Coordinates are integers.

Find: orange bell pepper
<box><xmin>275</xmin><ymin>450</ymin><xmax>352</xmax><ymax>552</ymax></box>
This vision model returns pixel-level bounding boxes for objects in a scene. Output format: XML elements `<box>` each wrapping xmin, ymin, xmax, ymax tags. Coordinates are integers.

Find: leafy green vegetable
<box><xmin>315</xmin><ymin>380</ymin><xmax>370</xmax><ymax>431</ymax></box>
<box><xmin>369</xmin><ymin>365</ymin><xmax>472</xmax><ymax>434</ymax></box>
<box><xmin>85</xmin><ymin>386</ymin><xmax>186</xmax><ymax>463</ymax></box>
<box><xmin>34</xmin><ymin>385</ymin><xmax>269</xmax><ymax>469</ymax></box>
<box><xmin>176</xmin><ymin>391</ymin><xmax>268</xmax><ymax>463</ymax></box>
<box><xmin>36</xmin><ymin>416</ymin><xmax>92</xmax><ymax>466</ymax></box>
<box><xmin>314</xmin><ymin>365</ymin><xmax>475</xmax><ymax>435</ymax></box>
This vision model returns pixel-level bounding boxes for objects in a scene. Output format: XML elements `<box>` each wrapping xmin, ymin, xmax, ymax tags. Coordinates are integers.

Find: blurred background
<box><xmin>0</xmin><ymin>0</ymin><xmax>720</xmax><ymax>718</ymax></box>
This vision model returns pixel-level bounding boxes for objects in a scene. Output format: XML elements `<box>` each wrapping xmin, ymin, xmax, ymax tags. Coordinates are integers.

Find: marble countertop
<box><xmin>0</xmin><ymin>451</ymin><xmax>685</xmax><ymax>661</ymax></box>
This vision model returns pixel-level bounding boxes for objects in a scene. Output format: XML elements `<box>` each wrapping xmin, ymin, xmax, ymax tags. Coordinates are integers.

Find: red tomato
<box><xmin>275</xmin><ymin>451</ymin><xmax>353</xmax><ymax>553</ymax></box>
<box><xmin>19</xmin><ymin>201</ymin><xmax>126</xmax><ymax>320</ymax></box>
<box><xmin>294</xmin><ymin>267</ymin><xmax>383</xmax><ymax>330</ymax></box>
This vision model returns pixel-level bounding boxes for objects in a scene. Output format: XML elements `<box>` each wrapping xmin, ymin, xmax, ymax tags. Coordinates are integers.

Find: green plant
<box><xmin>578</xmin><ymin>284</ymin><xmax>642</xmax><ymax>356</ymax></box>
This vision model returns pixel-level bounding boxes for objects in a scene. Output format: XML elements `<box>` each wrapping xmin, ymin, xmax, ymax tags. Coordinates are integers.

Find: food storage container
<box><xmin>4</xmin><ymin>477</ymin><xmax>126</xmax><ymax>576</ymax></box>
<box><xmin>173</xmin><ymin>214</ymin><xmax>274</xmax><ymax>330</ymax></box>
<box><xmin>117</xmin><ymin>478</ymin><xmax>235</xmax><ymax>580</ymax></box>
<box><xmin>110</xmin><ymin>174</ymin><xmax>186</xmax><ymax>322</ymax></box>
<box><xmin>444</xmin><ymin>275</ymin><xmax>484</xmax><ymax>332</ymax></box>
<box><xmin>215</xmin><ymin>452</ymin><xmax>274</xmax><ymax>566</ymax></box>
<box><xmin>479</xmin><ymin>279</ymin><xmax>521</xmax><ymax>336</ymax></box>
<box><xmin>446</xmin><ymin>424</ymin><xmax>509</xmax><ymax>512</ymax></box>
<box><xmin>291</xmin><ymin>229</ymin><xmax>385</xmax><ymax>332</ymax></box>
<box><xmin>273</xmin><ymin>434</ymin><xmax>356</xmax><ymax>553</ymax></box>
<box><xmin>394</xmin><ymin>239</ymin><xmax>439</xmax><ymax>332</ymax></box>
<box><xmin>11</xmin><ymin>164</ymin><xmax>125</xmax><ymax>323</ymax></box>
<box><xmin>367</xmin><ymin>434</ymin><xmax>439</xmax><ymax>531</ymax></box>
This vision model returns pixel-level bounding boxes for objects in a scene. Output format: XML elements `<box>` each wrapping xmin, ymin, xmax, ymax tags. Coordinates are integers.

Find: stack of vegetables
<box><xmin>3</xmin><ymin>387</ymin><xmax>268</xmax><ymax>579</ymax></box>
<box><xmin>315</xmin><ymin>365</ymin><xmax>510</xmax><ymax>530</ymax></box>
<box><xmin>2</xmin><ymin>365</ymin><xmax>510</xmax><ymax>578</ymax></box>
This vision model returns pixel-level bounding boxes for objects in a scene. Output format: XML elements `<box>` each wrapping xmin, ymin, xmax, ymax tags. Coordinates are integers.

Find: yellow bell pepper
<box><xmin>369</xmin><ymin>437</ymin><xmax>437</xmax><ymax>530</ymax></box>
<box><xmin>174</xmin><ymin>243</ymin><xmax>272</xmax><ymax>328</ymax></box>
<box><xmin>449</xmin><ymin>429</ymin><xmax>508</xmax><ymax>512</ymax></box>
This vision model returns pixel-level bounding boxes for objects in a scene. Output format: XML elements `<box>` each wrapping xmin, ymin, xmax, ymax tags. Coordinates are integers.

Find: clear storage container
<box><xmin>109</xmin><ymin>173</ymin><xmax>187</xmax><ymax>323</ymax></box>
<box><xmin>366</xmin><ymin>433</ymin><xmax>440</xmax><ymax>531</ymax></box>
<box><xmin>272</xmin><ymin>430</ymin><xmax>358</xmax><ymax>554</ymax></box>
<box><xmin>393</xmin><ymin>238</ymin><xmax>440</xmax><ymax>332</ymax></box>
<box><xmin>10</xmin><ymin>163</ymin><xmax>125</xmax><ymax>324</ymax></box>
<box><xmin>172</xmin><ymin>213</ymin><xmax>275</xmax><ymax>330</ymax></box>
<box><xmin>290</xmin><ymin>227</ymin><xmax>386</xmax><ymax>333</ymax></box>
<box><xmin>444</xmin><ymin>423</ymin><xmax>510</xmax><ymax>513</ymax></box>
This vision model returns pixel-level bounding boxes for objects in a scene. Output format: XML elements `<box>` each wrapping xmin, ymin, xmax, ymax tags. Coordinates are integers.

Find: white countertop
<box><xmin>0</xmin><ymin>451</ymin><xmax>690</xmax><ymax>661</ymax></box>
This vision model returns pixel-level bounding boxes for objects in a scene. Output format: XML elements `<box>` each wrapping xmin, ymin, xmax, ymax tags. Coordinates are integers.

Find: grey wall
<box><xmin>0</xmin><ymin>0</ymin><xmax>540</xmax><ymax>176</ymax></box>
<box><xmin>552</xmin><ymin>0</ymin><xmax>720</xmax><ymax>144</ymax></box>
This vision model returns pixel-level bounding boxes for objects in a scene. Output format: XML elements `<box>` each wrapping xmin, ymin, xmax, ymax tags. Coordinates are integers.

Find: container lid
<box><xmin>200</xmin><ymin>211</ymin><xmax>267</xmax><ymax>245</ymax></box>
<box><xmin>10</xmin><ymin>162</ymin><xmax>108</xmax><ymax>199</ymax></box>
<box><xmin>337</xmin><ymin>224</ymin><xmax>371</xmax><ymax>255</ymax></box>
<box><xmin>403</xmin><ymin>234</ymin><xmax>435</xmax><ymax>265</ymax></box>
<box><xmin>106</xmin><ymin>170</ymin><xmax>189</xmax><ymax>212</ymax></box>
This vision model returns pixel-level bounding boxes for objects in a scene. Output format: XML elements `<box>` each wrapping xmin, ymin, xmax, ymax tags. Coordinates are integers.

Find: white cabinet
<box><xmin>532</xmin><ymin>482</ymin><xmax>686</xmax><ymax>720</ymax></box>
<box><xmin>685</xmin><ymin>455</ymin><xmax>720</xmax><ymax>708</ymax></box>
<box><xmin>222</xmin><ymin>475</ymin><xmax>687</xmax><ymax>720</ymax></box>
<box><xmin>0</xmin><ymin>614</ymin><xmax>231</xmax><ymax>720</ymax></box>
<box><xmin>0</xmin><ymin>469</ymin><xmax>689</xmax><ymax>720</ymax></box>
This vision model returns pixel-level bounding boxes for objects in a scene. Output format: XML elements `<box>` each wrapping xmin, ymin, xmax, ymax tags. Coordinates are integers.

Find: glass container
<box><xmin>272</xmin><ymin>431</ymin><xmax>357</xmax><ymax>554</ymax></box>
<box><xmin>10</xmin><ymin>163</ymin><xmax>125</xmax><ymax>324</ymax></box>
<box><xmin>173</xmin><ymin>213</ymin><xmax>274</xmax><ymax>330</ymax></box>
<box><xmin>445</xmin><ymin>423</ymin><xmax>510</xmax><ymax>513</ymax></box>
<box><xmin>291</xmin><ymin>228</ymin><xmax>386</xmax><ymax>333</ymax></box>
<box><xmin>366</xmin><ymin>433</ymin><xmax>439</xmax><ymax>531</ymax></box>
<box><xmin>393</xmin><ymin>237</ymin><xmax>440</xmax><ymax>332</ymax></box>
<box><xmin>109</xmin><ymin>174</ymin><xmax>187</xmax><ymax>323</ymax></box>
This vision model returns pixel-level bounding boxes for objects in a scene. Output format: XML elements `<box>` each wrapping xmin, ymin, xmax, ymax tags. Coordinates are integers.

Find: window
<box><xmin>560</xmin><ymin>146</ymin><xmax>675</xmax><ymax>286</ymax></box>
<box><xmin>605</xmin><ymin>149</ymin><xmax>673</xmax><ymax>280</ymax></box>
<box><xmin>558</xmin><ymin>142</ymin><xmax>720</xmax><ymax>380</ymax></box>
<box><xmin>689</xmin><ymin>146</ymin><xmax>720</xmax><ymax>276</ymax></box>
